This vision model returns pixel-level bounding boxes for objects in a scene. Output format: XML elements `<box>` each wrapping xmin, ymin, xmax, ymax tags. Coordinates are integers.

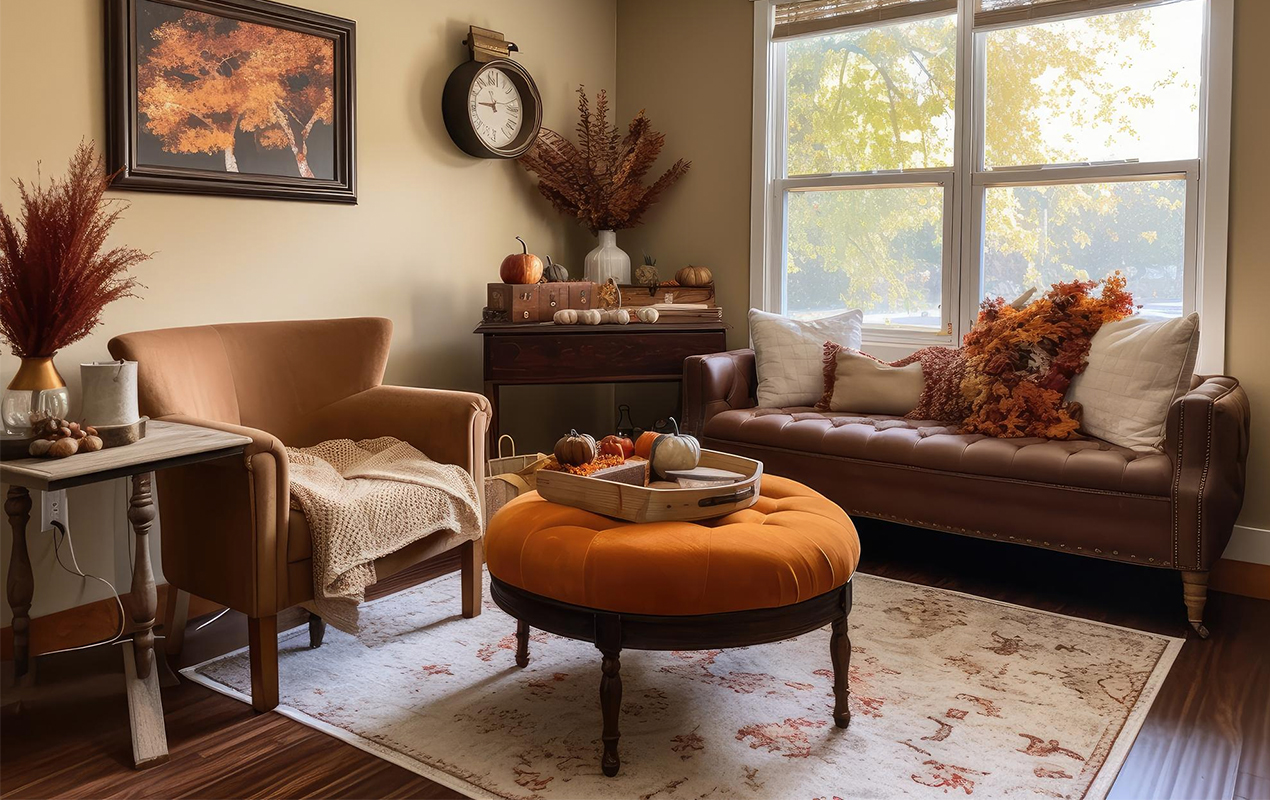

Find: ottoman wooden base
<box><xmin>490</xmin><ymin>578</ymin><xmax>853</xmax><ymax>777</ymax></box>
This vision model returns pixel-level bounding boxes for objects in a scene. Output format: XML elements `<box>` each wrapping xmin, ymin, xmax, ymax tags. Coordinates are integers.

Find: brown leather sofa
<box><xmin>683</xmin><ymin>349</ymin><xmax>1250</xmax><ymax>636</ymax></box>
<box><xmin>109</xmin><ymin>318</ymin><xmax>490</xmax><ymax>711</ymax></box>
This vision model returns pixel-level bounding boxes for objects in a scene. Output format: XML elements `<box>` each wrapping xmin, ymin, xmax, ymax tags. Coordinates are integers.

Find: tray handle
<box><xmin>697</xmin><ymin>485</ymin><xmax>755</xmax><ymax>507</ymax></box>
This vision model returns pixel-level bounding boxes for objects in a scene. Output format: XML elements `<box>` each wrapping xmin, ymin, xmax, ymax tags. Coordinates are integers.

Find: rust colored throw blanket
<box><xmin>286</xmin><ymin>437</ymin><xmax>482</xmax><ymax>633</ymax></box>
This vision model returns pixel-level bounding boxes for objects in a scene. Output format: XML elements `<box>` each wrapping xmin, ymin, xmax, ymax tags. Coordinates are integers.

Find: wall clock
<box><xmin>443</xmin><ymin>26</ymin><xmax>543</xmax><ymax>159</ymax></box>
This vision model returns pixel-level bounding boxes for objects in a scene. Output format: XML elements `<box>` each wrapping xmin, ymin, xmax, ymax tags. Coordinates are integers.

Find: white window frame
<box><xmin>751</xmin><ymin>0</ymin><xmax>1233</xmax><ymax>371</ymax></box>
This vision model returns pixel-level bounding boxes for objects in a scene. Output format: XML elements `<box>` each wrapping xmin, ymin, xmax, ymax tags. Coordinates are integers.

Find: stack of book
<box><xmin>648</xmin><ymin>303</ymin><xmax>723</xmax><ymax>323</ymax></box>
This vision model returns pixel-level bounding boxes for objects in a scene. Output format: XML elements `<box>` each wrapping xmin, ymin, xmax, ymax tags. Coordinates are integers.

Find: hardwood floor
<box><xmin>2</xmin><ymin>527</ymin><xmax>1267</xmax><ymax>799</ymax></box>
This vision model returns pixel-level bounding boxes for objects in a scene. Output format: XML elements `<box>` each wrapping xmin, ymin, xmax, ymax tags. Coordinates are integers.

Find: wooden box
<box><xmin>536</xmin><ymin>449</ymin><xmax>761</xmax><ymax>523</ymax></box>
<box><xmin>618</xmin><ymin>283</ymin><xmax>715</xmax><ymax>308</ymax></box>
<box><xmin>487</xmin><ymin>282</ymin><xmax>597</xmax><ymax>323</ymax></box>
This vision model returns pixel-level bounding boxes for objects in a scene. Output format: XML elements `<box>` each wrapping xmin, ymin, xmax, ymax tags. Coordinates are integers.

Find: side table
<box><xmin>2</xmin><ymin>420</ymin><xmax>252</xmax><ymax>768</ymax></box>
<box><xmin>475</xmin><ymin>321</ymin><xmax>727</xmax><ymax>449</ymax></box>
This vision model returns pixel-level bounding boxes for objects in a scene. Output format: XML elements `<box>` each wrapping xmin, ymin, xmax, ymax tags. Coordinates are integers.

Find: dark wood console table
<box><xmin>475</xmin><ymin>321</ymin><xmax>727</xmax><ymax>447</ymax></box>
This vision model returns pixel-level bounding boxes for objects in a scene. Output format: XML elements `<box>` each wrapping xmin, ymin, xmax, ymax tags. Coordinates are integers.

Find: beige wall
<box><xmin>615</xmin><ymin>0</ymin><xmax>753</xmax><ymax>350</ymax></box>
<box><xmin>1225</xmin><ymin>0</ymin><xmax>1270</xmax><ymax>536</ymax></box>
<box><xmin>617</xmin><ymin>0</ymin><xmax>1269</xmax><ymax>543</ymax></box>
<box><xmin>0</xmin><ymin>0</ymin><xmax>617</xmax><ymax>623</ymax></box>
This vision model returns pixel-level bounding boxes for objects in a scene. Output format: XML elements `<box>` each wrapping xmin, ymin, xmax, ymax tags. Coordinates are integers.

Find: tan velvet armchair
<box><xmin>108</xmin><ymin>317</ymin><xmax>489</xmax><ymax>711</ymax></box>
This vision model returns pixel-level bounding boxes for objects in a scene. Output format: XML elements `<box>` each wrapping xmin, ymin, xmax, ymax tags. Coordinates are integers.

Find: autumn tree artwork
<box><xmin>132</xmin><ymin>0</ymin><xmax>337</xmax><ymax>180</ymax></box>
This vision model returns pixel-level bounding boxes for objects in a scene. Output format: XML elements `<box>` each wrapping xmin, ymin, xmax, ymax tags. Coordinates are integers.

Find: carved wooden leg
<box><xmin>1181</xmin><ymin>570</ymin><xmax>1210</xmax><ymax>639</ymax></box>
<box><xmin>163</xmin><ymin>588</ymin><xmax>190</xmax><ymax>657</ymax></box>
<box><xmin>515</xmin><ymin>619</ymin><xmax>530</xmax><ymax>667</ymax></box>
<box><xmin>122</xmin><ymin>473</ymin><xmax>169</xmax><ymax>768</ymax></box>
<box><xmin>248</xmin><ymin>615</ymin><xmax>279</xmax><ymax>712</ymax></box>
<box><xmin>5</xmin><ymin>487</ymin><xmax>33</xmax><ymax>682</ymax></box>
<box><xmin>830</xmin><ymin>609</ymin><xmax>852</xmax><ymax>728</ymax></box>
<box><xmin>308</xmin><ymin>613</ymin><xmax>326</xmax><ymax>649</ymax></box>
<box><xmin>127</xmin><ymin>474</ymin><xmax>158</xmax><ymax>680</ymax></box>
<box><xmin>599</xmin><ymin>649</ymin><xmax>623</xmax><ymax>777</ymax></box>
<box><xmin>461</xmin><ymin>538</ymin><xmax>483</xmax><ymax>618</ymax></box>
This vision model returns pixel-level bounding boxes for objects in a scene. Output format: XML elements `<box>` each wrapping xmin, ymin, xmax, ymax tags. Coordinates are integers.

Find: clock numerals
<box><xmin>469</xmin><ymin>66</ymin><xmax>523</xmax><ymax>149</ymax></box>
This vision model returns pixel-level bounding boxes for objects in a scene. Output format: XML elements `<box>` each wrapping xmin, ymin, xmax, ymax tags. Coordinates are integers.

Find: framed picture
<box><xmin>106</xmin><ymin>0</ymin><xmax>356</xmax><ymax>203</ymax></box>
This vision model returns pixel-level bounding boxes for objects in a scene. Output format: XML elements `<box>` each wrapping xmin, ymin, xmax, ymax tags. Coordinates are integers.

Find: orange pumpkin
<box><xmin>633</xmin><ymin>431</ymin><xmax>661</xmax><ymax>459</ymax></box>
<box><xmin>500</xmin><ymin>236</ymin><xmax>544</xmax><ymax>284</ymax></box>
<box><xmin>599</xmin><ymin>434</ymin><xmax>634</xmax><ymax>459</ymax></box>
<box><xmin>675</xmin><ymin>265</ymin><xmax>713</xmax><ymax>287</ymax></box>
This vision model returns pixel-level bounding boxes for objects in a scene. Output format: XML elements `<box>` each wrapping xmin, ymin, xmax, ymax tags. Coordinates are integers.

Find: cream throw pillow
<box><xmin>750</xmin><ymin>308</ymin><xmax>863</xmax><ymax>407</ymax></box>
<box><xmin>1067</xmin><ymin>313</ymin><xmax>1200</xmax><ymax>452</ymax></box>
<box><xmin>826</xmin><ymin>349</ymin><xmax>924</xmax><ymax>415</ymax></box>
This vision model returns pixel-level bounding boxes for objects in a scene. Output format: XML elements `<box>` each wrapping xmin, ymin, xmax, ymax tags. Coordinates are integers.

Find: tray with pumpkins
<box><xmin>536</xmin><ymin>419</ymin><xmax>762</xmax><ymax>523</ymax></box>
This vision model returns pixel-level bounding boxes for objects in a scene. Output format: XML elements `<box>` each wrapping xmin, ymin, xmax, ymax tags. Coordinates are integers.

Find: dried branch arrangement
<box><xmin>519</xmin><ymin>87</ymin><xmax>690</xmax><ymax>233</ymax></box>
<box><xmin>0</xmin><ymin>142</ymin><xmax>149</xmax><ymax>358</ymax></box>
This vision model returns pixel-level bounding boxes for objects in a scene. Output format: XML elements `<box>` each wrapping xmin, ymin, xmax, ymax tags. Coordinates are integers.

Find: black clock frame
<box><xmin>442</xmin><ymin>58</ymin><xmax>542</xmax><ymax>159</ymax></box>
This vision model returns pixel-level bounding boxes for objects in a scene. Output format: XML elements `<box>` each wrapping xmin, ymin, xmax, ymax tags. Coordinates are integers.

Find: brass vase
<box><xmin>3</xmin><ymin>356</ymin><xmax>71</xmax><ymax>435</ymax></box>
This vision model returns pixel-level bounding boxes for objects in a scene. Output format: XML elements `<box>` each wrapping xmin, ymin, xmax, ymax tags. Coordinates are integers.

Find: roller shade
<box><xmin>975</xmin><ymin>0</ymin><xmax>1183</xmax><ymax>28</ymax></box>
<box><xmin>772</xmin><ymin>0</ymin><xmax>958</xmax><ymax>40</ymax></box>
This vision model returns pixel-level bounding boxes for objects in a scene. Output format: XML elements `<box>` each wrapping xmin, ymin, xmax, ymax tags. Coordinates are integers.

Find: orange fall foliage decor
<box><xmin>959</xmin><ymin>273</ymin><xmax>1134</xmax><ymax>440</ymax></box>
<box><xmin>518</xmin><ymin>87</ymin><xmax>690</xmax><ymax>233</ymax></box>
<box><xmin>0</xmin><ymin>143</ymin><xmax>149</xmax><ymax>358</ymax></box>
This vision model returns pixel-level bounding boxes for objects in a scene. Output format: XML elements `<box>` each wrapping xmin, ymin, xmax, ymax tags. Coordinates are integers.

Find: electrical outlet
<box><xmin>41</xmin><ymin>489</ymin><xmax>68</xmax><ymax>532</ymax></box>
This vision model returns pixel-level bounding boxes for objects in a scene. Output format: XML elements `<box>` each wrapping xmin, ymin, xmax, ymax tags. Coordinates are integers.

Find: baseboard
<box><xmin>0</xmin><ymin>585</ymin><xmax>223</xmax><ymax>662</ymax></box>
<box><xmin>1221</xmin><ymin>523</ymin><xmax>1270</xmax><ymax>565</ymax></box>
<box><xmin>1210</xmin><ymin>558</ymin><xmax>1270</xmax><ymax>601</ymax></box>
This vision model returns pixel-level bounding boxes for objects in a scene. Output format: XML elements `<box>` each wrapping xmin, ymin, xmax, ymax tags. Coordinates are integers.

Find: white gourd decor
<box><xmin>648</xmin><ymin>417</ymin><xmax>701</xmax><ymax>479</ymax></box>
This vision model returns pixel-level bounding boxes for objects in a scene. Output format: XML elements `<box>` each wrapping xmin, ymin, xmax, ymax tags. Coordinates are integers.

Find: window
<box><xmin>753</xmin><ymin>0</ymin><xmax>1231</xmax><ymax>366</ymax></box>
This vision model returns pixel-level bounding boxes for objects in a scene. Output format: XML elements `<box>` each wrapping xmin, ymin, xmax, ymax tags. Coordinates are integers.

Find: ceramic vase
<box><xmin>584</xmin><ymin>230</ymin><xmax>631</xmax><ymax>285</ymax></box>
<box><xmin>2</xmin><ymin>356</ymin><xmax>70</xmax><ymax>436</ymax></box>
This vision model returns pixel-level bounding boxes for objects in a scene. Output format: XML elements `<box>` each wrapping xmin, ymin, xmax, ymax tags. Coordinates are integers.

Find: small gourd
<box><xmin>675</xmin><ymin>265</ymin><xmax>713</xmax><ymax>287</ymax></box>
<box><xmin>578</xmin><ymin>309</ymin><xmax>603</xmax><ymax>325</ymax></box>
<box><xmin>553</xmin><ymin>309</ymin><xmax>579</xmax><ymax>325</ymax></box>
<box><xmin>554</xmin><ymin>429</ymin><xmax>598</xmax><ymax>467</ymax></box>
<box><xmin>600</xmin><ymin>309</ymin><xmax>630</xmax><ymax>325</ymax></box>
<box><xmin>543</xmin><ymin>256</ymin><xmax>569</xmax><ymax>283</ymax></box>
<box><xmin>635</xmin><ymin>307</ymin><xmax>659</xmax><ymax>324</ymax></box>
<box><xmin>648</xmin><ymin>417</ymin><xmax>701</xmax><ymax>478</ymax></box>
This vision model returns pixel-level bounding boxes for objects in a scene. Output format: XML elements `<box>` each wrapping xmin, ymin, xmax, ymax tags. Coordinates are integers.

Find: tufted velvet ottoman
<box><xmin>485</xmin><ymin>475</ymin><xmax>861</xmax><ymax>776</ymax></box>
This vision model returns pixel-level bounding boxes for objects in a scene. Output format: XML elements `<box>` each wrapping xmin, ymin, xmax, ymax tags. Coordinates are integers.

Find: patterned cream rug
<box><xmin>185</xmin><ymin>571</ymin><xmax>1180</xmax><ymax>800</ymax></box>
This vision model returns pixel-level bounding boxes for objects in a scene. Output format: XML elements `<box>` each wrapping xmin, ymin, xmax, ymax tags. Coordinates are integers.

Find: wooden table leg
<box><xmin>515</xmin><ymin>619</ymin><xmax>530</xmax><ymax>667</ymax></box>
<box><xmin>122</xmin><ymin>472</ymin><xmax>169</xmax><ymax>768</ymax></box>
<box><xmin>830</xmin><ymin>604</ymin><xmax>852</xmax><ymax>729</ymax></box>
<box><xmin>596</xmin><ymin>613</ymin><xmax>622</xmax><ymax>777</ymax></box>
<box><xmin>5</xmin><ymin>487</ymin><xmax>33</xmax><ymax>684</ymax></box>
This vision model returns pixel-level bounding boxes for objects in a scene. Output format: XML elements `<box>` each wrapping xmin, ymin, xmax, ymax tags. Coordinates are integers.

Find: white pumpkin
<box><xmin>649</xmin><ymin>417</ymin><xmax>701</xmax><ymax>478</ymax></box>
<box><xmin>635</xmin><ymin>307</ymin><xmax>659</xmax><ymax>324</ymax></box>
<box><xmin>554</xmin><ymin>309</ymin><xmax>579</xmax><ymax>325</ymax></box>
<box><xmin>578</xmin><ymin>309</ymin><xmax>604</xmax><ymax>325</ymax></box>
<box><xmin>601</xmin><ymin>309</ymin><xmax>631</xmax><ymax>325</ymax></box>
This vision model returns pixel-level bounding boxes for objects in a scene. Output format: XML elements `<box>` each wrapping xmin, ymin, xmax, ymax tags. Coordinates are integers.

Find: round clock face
<box><xmin>467</xmin><ymin>67</ymin><xmax>523</xmax><ymax>150</ymax></box>
<box><xmin>443</xmin><ymin>58</ymin><xmax>542</xmax><ymax>159</ymax></box>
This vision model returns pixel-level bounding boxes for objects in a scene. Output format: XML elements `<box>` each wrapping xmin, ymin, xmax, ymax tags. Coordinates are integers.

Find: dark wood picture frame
<box><xmin>105</xmin><ymin>0</ymin><xmax>357</xmax><ymax>203</ymax></box>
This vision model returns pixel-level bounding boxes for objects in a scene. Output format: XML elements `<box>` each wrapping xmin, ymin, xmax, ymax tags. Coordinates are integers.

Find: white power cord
<box><xmin>44</xmin><ymin>519</ymin><xmax>129</xmax><ymax>656</ymax></box>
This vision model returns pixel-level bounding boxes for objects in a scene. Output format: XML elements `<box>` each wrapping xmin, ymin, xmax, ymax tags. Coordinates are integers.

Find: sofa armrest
<box><xmin>1163</xmin><ymin>376</ymin><xmax>1251</xmax><ymax>570</ymax></box>
<box><xmin>682</xmin><ymin>349</ymin><xmax>758</xmax><ymax>439</ymax></box>
<box><xmin>295</xmin><ymin>385</ymin><xmax>491</xmax><ymax>486</ymax></box>
<box><xmin>155</xmin><ymin>415</ymin><xmax>289</xmax><ymax>617</ymax></box>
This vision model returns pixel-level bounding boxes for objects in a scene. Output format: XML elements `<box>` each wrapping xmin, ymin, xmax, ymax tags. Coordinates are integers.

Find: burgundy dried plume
<box><xmin>518</xmin><ymin>87</ymin><xmax>690</xmax><ymax>233</ymax></box>
<box><xmin>0</xmin><ymin>142</ymin><xmax>149</xmax><ymax>358</ymax></box>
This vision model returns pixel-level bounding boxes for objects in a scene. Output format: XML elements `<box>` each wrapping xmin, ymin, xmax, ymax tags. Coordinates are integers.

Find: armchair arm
<box><xmin>681</xmin><ymin>349</ymin><xmax>758</xmax><ymax>438</ymax></box>
<box><xmin>1163</xmin><ymin>376</ymin><xmax>1251</xmax><ymax>570</ymax></box>
<box><xmin>154</xmin><ymin>415</ymin><xmax>289</xmax><ymax>617</ymax></box>
<box><xmin>295</xmin><ymin>385</ymin><xmax>491</xmax><ymax>485</ymax></box>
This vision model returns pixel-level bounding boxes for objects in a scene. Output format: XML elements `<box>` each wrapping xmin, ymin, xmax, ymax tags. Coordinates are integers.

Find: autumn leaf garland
<box><xmin>518</xmin><ymin>87</ymin><xmax>690</xmax><ymax>233</ymax></box>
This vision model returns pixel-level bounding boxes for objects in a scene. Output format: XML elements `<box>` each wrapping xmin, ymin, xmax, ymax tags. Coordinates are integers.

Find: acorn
<box><xmin>48</xmin><ymin>437</ymin><xmax>79</xmax><ymax>458</ymax></box>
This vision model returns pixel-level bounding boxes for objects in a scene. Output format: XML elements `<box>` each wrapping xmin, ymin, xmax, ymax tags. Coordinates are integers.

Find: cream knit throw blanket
<box><xmin>286</xmin><ymin>437</ymin><xmax>482</xmax><ymax>633</ymax></box>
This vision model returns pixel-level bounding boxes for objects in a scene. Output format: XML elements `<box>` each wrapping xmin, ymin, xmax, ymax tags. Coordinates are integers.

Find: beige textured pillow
<box><xmin>1066</xmin><ymin>313</ymin><xmax>1200</xmax><ymax>452</ymax></box>
<box><xmin>749</xmin><ymin>308</ymin><xmax>863</xmax><ymax>408</ymax></box>
<box><xmin>825</xmin><ymin>348</ymin><xmax>924</xmax><ymax>415</ymax></box>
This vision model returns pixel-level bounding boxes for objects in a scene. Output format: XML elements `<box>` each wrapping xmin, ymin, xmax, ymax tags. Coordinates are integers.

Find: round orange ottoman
<box><xmin>485</xmin><ymin>474</ymin><xmax>860</xmax><ymax>776</ymax></box>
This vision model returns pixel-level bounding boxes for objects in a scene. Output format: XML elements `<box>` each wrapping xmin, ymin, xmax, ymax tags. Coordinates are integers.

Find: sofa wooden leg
<box><xmin>1181</xmin><ymin>571</ymin><xmax>1210</xmax><ymax>639</ymax></box>
<box><xmin>248</xmin><ymin>615</ymin><xmax>279</xmax><ymax>712</ymax></box>
<box><xmin>163</xmin><ymin>589</ymin><xmax>190</xmax><ymax>657</ymax></box>
<box><xmin>461</xmin><ymin>539</ymin><xmax>483</xmax><ymax>618</ymax></box>
<box><xmin>308</xmin><ymin>613</ymin><xmax>326</xmax><ymax>649</ymax></box>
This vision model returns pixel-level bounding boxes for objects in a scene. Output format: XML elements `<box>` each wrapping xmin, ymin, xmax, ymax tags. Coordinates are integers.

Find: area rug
<box><xmin>184</xmin><ymin>572</ymin><xmax>1181</xmax><ymax>800</ymax></box>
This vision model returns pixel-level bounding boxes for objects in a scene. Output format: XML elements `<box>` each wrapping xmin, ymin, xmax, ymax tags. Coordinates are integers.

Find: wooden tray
<box><xmin>535</xmin><ymin>449</ymin><xmax>761</xmax><ymax>523</ymax></box>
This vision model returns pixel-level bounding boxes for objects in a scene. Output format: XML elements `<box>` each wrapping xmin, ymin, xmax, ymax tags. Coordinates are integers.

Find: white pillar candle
<box><xmin>80</xmin><ymin>361</ymin><xmax>140</xmax><ymax>427</ymax></box>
